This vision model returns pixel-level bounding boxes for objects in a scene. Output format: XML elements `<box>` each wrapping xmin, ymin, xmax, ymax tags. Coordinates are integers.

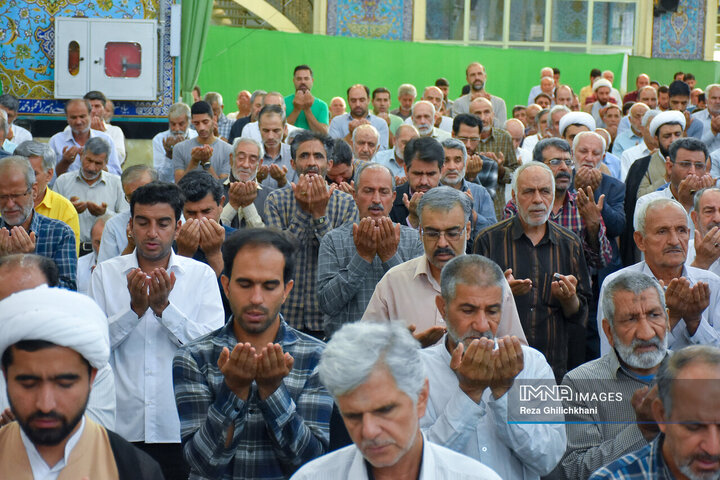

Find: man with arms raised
<box><xmin>174</xmin><ymin>101</ymin><xmax>232</xmax><ymax>183</ymax></box>
<box><xmin>220</xmin><ymin>137</ymin><xmax>269</xmax><ymax>229</ymax></box>
<box><xmin>374</xmin><ymin>124</ymin><xmax>418</xmax><ymax>184</ymax></box>
<box><xmin>452</xmin><ymin>62</ymin><xmax>507</xmax><ymax>127</ymax></box>
<box><xmin>291</xmin><ymin>321</ymin><xmax>501</xmax><ymax>479</ymax></box>
<box><xmin>329</xmin><ymin>84</ymin><xmax>389</xmax><ymax>150</ymax></box>
<box><xmin>688</xmin><ymin>187</ymin><xmax>720</xmax><ymax>276</ymax></box>
<box><xmin>152</xmin><ymin>102</ymin><xmax>197</xmax><ymax>183</ymax></box>
<box><xmin>173</xmin><ymin>229</ymin><xmax>333</xmax><ymax>479</ymax></box>
<box><xmin>285</xmin><ymin>64</ymin><xmax>329</xmax><ymax>134</ymax></box>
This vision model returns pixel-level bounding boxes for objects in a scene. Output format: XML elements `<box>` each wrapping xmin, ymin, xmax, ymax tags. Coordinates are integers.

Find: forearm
<box><xmin>304</xmin><ymin>109</ymin><xmax>328</xmax><ymax>134</ymax></box>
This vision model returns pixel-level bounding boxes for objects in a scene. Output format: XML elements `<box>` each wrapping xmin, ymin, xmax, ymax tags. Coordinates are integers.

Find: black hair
<box><xmin>669</xmin><ymin>81</ymin><xmax>690</xmax><ymax>98</ymax></box>
<box><xmin>452</xmin><ymin>113</ymin><xmax>482</xmax><ymax>135</ymax></box>
<box><xmin>2</xmin><ymin>340</ymin><xmax>91</xmax><ymax>375</ymax></box>
<box><xmin>290</xmin><ymin>130</ymin><xmax>334</xmax><ymax>161</ymax></box>
<box><xmin>404</xmin><ymin>137</ymin><xmax>445</xmax><ymax>170</ymax></box>
<box><xmin>293</xmin><ymin>64</ymin><xmax>313</xmax><ymax>76</ymax></box>
<box><xmin>130</xmin><ymin>182</ymin><xmax>185</xmax><ymax>222</ymax></box>
<box><xmin>590</xmin><ymin>68</ymin><xmax>602</xmax><ymax>78</ymax></box>
<box><xmin>64</xmin><ymin>98</ymin><xmax>91</xmax><ymax>114</ymax></box>
<box><xmin>553</xmin><ymin>67</ymin><xmax>560</xmax><ymax>75</ymax></box>
<box><xmin>372</xmin><ymin>87</ymin><xmax>390</xmax><ymax>100</ymax></box>
<box><xmin>83</xmin><ymin>90</ymin><xmax>107</xmax><ymax>106</ymax></box>
<box><xmin>191</xmin><ymin>101</ymin><xmax>213</xmax><ymax>117</ymax></box>
<box><xmin>668</xmin><ymin>137</ymin><xmax>709</xmax><ymax>163</ymax></box>
<box><xmin>222</xmin><ymin>228</ymin><xmax>297</xmax><ymax>283</ymax></box>
<box><xmin>0</xmin><ymin>254</ymin><xmax>59</xmax><ymax>287</ymax></box>
<box><xmin>435</xmin><ymin>78</ymin><xmax>449</xmax><ymax>87</ymax></box>
<box><xmin>332</xmin><ymin>138</ymin><xmax>353</xmax><ymax>166</ymax></box>
<box><xmin>177</xmin><ymin>170</ymin><xmax>223</xmax><ymax>205</ymax></box>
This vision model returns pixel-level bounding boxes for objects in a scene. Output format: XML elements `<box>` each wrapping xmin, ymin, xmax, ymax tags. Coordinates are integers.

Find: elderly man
<box><xmin>688</xmin><ymin>187</ymin><xmax>720</xmax><ymax>276</ymax></box>
<box><xmin>292</xmin><ymin>321</ymin><xmax>501</xmax><ymax>479</ymax></box>
<box><xmin>589</xmin><ymin>345</ymin><xmax>720</xmax><ymax>480</ymax></box>
<box><xmin>410</xmin><ymin>100</ymin><xmax>451</xmax><ymax>141</ymax></box>
<box><xmin>174</xmin><ymin>101</ymin><xmax>232</xmax><ymax>183</ymax></box>
<box><xmin>374</xmin><ymin>124</ymin><xmax>418</xmax><ymax>182</ymax></box>
<box><xmin>390</xmin><ymin>83</ymin><xmax>417</xmax><ymax>120</ymax></box>
<box><xmin>152</xmin><ymin>102</ymin><xmax>198</xmax><ymax>183</ymax></box>
<box><xmin>84</xmin><ymin>90</ymin><xmax>126</xmax><ymax>163</ymax></box>
<box><xmin>634</xmin><ymin>138</ymin><xmax>713</xmax><ymax>233</ymax></box>
<box><xmin>451</xmin><ymin>62</ymin><xmax>507</xmax><ymax>127</ymax></box>
<box><xmin>555</xmin><ymin>85</ymin><xmax>575</xmax><ymax>109</ymax></box>
<box><xmin>205</xmin><ymin>92</ymin><xmax>234</xmax><ymax>142</ymax></box>
<box><xmin>220</xmin><ymin>138</ymin><xmax>269</xmax><ymax>229</ymax></box>
<box><xmin>265</xmin><ymin>131</ymin><xmax>358</xmax><ymax>338</ymax></box>
<box><xmin>527</xmin><ymin>67</ymin><xmax>556</xmax><ymax>106</ymax></box>
<box><xmin>550</xmin><ymin>271</ymin><xmax>670</xmax><ymax>480</ymax></box>
<box><xmin>329</xmin><ymin>96</ymin><xmax>346</xmax><ymax>120</ymax></box>
<box><xmin>351</xmin><ymin>123</ymin><xmax>379</xmax><ymax>162</ymax></box>
<box><xmin>318</xmin><ymin>163</ymin><xmax>424</xmax><ymax>337</ymax></box>
<box><xmin>698</xmin><ymin>84</ymin><xmax>720</xmax><ymax>153</ymax></box>
<box><xmin>470</xmin><ymin>97</ymin><xmax>519</xmax><ymax>217</ymax></box>
<box><xmin>612</xmin><ymin>102</ymin><xmax>648</xmax><ymax>158</ymax></box>
<box><xmin>0</xmin><ymin>156</ymin><xmax>77</xmax><ymax>289</ymax></box>
<box><xmin>329</xmin><ymin>84</ymin><xmax>389</xmax><ymax>149</ymax></box>
<box><xmin>505</xmin><ymin>118</ymin><xmax>532</xmax><ymax>163</ymax></box>
<box><xmin>0</xmin><ymin>94</ymin><xmax>32</xmax><ymax>147</ymax></box>
<box><xmin>173</xmin><ymin>228</ymin><xmax>333</xmax><ymax>480</ymax></box>
<box><xmin>96</xmin><ymin>165</ymin><xmax>157</xmax><ymax>263</ymax></box>
<box><xmin>620</xmin><ymin>108</ymin><xmax>660</xmax><ymax>182</ymax></box>
<box><xmin>227</xmin><ymin>89</ymin><xmax>265</xmax><ymax>144</ymax></box>
<box><xmin>421</xmin><ymin>254</ymin><xmax>565</xmax><ymax>479</ymax></box>
<box><xmin>48</xmin><ymin>98</ymin><xmax>121</xmax><ymax>177</ymax></box>
<box><xmin>548</xmin><ymin>105</ymin><xmax>571</xmax><ymax>139</ymax></box>
<box><xmin>623</xmin><ymin>74</ymin><xmax>651</xmax><ymax>103</ymax></box>
<box><xmin>521</xmin><ymin>108</ymin><xmax>550</xmax><ymax>154</ymax></box>
<box><xmin>598</xmin><ymin>198</ymin><xmax>720</xmax><ymax>356</ymax></box>
<box><xmin>364</xmin><ymin>186</ymin><xmax>527</xmax><ymax>347</ymax></box>
<box><xmin>77</xmin><ymin>214</ymin><xmax>109</xmax><ymax>294</ymax></box>
<box><xmin>90</xmin><ymin>182</ymin><xmax>225</xmax><ymax>479</ymax></box>
<box><xmin>439</xmin><ymin>137</ymin><xmax>496</xmax><ymax>240</ymax></box>
<box><xmin>475</xmin><ymin>162</ymin><xmax>592</xmax><ymax>379</ymax></box>
<box><xmin>419</xmin><ymin>86</ymin><xmax>453</xmax><ymax>132</ymax></box>
<box><xmin>0</xmin><ymin>287</ymin><xmax>163</xmax><ymax>478</ymax></box>
<box><xmin>285</xmin><ymin>64</ymin><xmax>329</xmax><ymax>133</ymax></box>
<box><xmin>15</xmin><ymin>140</ymin><xmax>80</xmax><ymax>251</ymax></box>
<box><xmin>54</xmin><ymin>137</ymin><xmax>127</xmax><ymax>255</ymax></box>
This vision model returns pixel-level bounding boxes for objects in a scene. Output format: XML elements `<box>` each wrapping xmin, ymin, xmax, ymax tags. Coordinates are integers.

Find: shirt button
<box><xmin>482</xmin><ymin>447</ymin><xmax>488</xmax><ymax>452</ymax></box>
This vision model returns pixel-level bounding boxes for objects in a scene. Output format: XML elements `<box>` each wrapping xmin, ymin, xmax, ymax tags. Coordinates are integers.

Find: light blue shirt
<box><xmin>328</xmin><ymin>113</ymin><xmax>390</xmax><ymax>150</ymax></box>
<box><xmin>611</xmin><ymin>129</ymin><xmax>642</xmax><ymax>158</ymax></box>
<box><xmin>373</xmin><ymin>148</ymin><xmax>406</xmax><ymax>178</ymax></box>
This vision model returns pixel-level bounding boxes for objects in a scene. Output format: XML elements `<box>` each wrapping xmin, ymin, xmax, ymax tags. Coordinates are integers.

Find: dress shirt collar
<box><xmin>123</xmin><ymin>248</ymin><xmax>187</xmax><ymax>276</ymax></box>
<box><xmin>480</xmin><ymin>128</ymin><xmax>497</xmax><ymax>143</ymax></box>
<box><xmin>638</xmin><ymin>260</ymin><xmax>691</xmax><ymax>283</ymax></box>
<box><xmin>415</xmin><ymin>256</ymin><xmax>441</xmax><ymax>292</ymax></box>
<box><xmin>37</xmin><ymin>187</ymin><xmax>57</xmax><ymax>211</ymax></box>
<box><xmin>0</xmin><ymin>210</ymin><xmax>39</xmax><ymax>232</ymax></box>
<box><xmin>510</xmin><ymin>214</ymin><xmax>557</xmax><ymax>245</ymax></box>
<box><xmin>20</xmin><ymin>416</ymin><xmax>85</xmax><ymax>475</ymax></box>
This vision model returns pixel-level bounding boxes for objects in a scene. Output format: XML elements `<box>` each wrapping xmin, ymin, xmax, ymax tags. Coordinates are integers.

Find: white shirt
<box><xmin>77</xmin><ymin>250</ymin><xmax>97</xmax><ymax>294</ymax></box>
<box><xmin>152</xmin><ymin>129</ymin><xmax>198</xmax><ymax>183</ymax></box>
<box><xmin>694</xmin><ymin>109</ymin><xmax>720</xmax><ymax>153</ymax></box>
<box><xmin>633</xmin><ymin>185</ymin><xmax>694</xmax><ymax>234</ymax></box>
<box><xmin>420</xmin><ymin>341</ymin><xmax>566</xmax><ymax>480</ymax></box>
<box><xmin>48</xmin><ymin>128</ymin><xmax>122</xmax><ymax>176</ymax></box>
<box><xmin>89</xmin><ymin>250</ymin><xmax>225</xmax><ymax>442</ymax></box>
<box><xmin>241</xmin><ymin>120</ymin><xmax>302</xmax><ymax>144</ymax></box>
<box><xmin>97</xmin><ymin>210</ymin><xmax>131</xmax><ymax>263</ymax></box>
<box><xmin>620</xmin><ymin>140</ymin><xmax>651</xmax><ymax>182</ymax></box>
<box><xmin>517</xmin><ymin>146</ymin><xmax>533</xmax><ymax>164</ymax></box>
<box><xmin>10</xmin><ymin>123</ymin><xmax>32</xmax><ymax>145</ymax></box>
<box><xmin>404</xmin><ymin>115</ymin><xmax>453</xmax><ymax>133</ymax></box>
<box><xmin>21</xmin><ymin>417</ymin><xmax>85</xmax><ymax>480</ymax></box>
<box><xmin>291</xmin><ymin>433</ymin><xmax>502</xmax><ymax>480</ymax></box>
<box><xmin>686</xmin><ymin>242</ymin><xmax>720</xmax><ymax>277</ymax></box>
<box><xmin>597</xmin><ymin>261</ymin><xmax>720</xmax><ymax>355</ymax></box>
<box><xmin>53</xmin><ymin>170</ymin><xmax>128</xmax><ymax>242</ymax></box>
<box><xmin>522</xmin><ymin>134</ymin><xmax>541</xmax><ymax>153</ymax></box>
<box><xmin>64</xmin><ymin>123</ymin><xmax>125</xmax><ymax>162</ymax></box>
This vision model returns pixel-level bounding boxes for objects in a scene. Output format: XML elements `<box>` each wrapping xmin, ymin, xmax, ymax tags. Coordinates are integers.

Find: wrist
<box><xmin>151</xmin><ymin>301</ymin><xmax>169</xmax><ymax>317</ymax></box>
<box><xmin>459</xmin><ymin>383</ymin><xmax>486</xmax><ymax>404</ymax></box>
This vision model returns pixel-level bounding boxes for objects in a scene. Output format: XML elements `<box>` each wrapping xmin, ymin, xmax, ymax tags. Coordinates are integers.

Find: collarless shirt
<box><xmin>21</xmin><ymin>417</ymin><xmax>86</xmax><ymax>480</ymax></box>
<box><xmin>48</xmin><ymin>128</ymin><xmax>122</xmax><ymax>176</ymax></box>
<box><xmin>89</xmin><ymin>250</ymin><xmax>225</xmax><ymax>442</ymax></box>
<box><xmin>420</xmin><ymin>340</ymin><xmax>566</xmax><ymax>480</ymax></box>
<box><xmin>612</xmin><ymin>129</ymin><xmax>642</xmax><ymax>158</ymax></box>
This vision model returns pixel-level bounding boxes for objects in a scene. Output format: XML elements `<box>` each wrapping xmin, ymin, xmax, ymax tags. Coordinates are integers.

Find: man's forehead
<box><xmin>614</xmin><ymin>288</ymin><xmax>662</xmax><ymax>309</ymax></box>
<box><xmin>409</xmin><ymin>159</ymin><xmax>440</xmax><ymax>172</ymax></box>
<box><xmin>355</xmin><ymin>129</ymin><xmax>378</xmax><ymax>142</ymax></box>
<box><xmin>443</xmin><ymin>148</ymin><xmax>464</xmax><ymax>160</ymax></box>
<box><xmin>133</xmin><ymin>202</ymin><xmax>176</xmax><ymax>218</ymax></box>
<box><xmin>84</xmin><ymin>151</ymin><xmax>108</xmax><ymax>162</ymax></box>
<box><xmin>452</xmin><ymin>282</ymin><xmax>503</xmax><ymax>304</ymax></box>
<box><xmin>699</xmin><ymin>190</ymin><xmax>720</xmax><ymax>209</ymax></box>
<box><xmin>421</xmin><ymin>205</ymin><xmax>464</xmax><ymax>227</ymax></box>
<box><xmin>235</xmin><ymin>142</ymin><xmax>260</xmax><ymax>156</ymax></box>
<box><xmin>543</xmin><ymin>146</ymin><xmax>570</xmax><ymax>160</ymax></box>
<box><xmin>518</xmin><ymin>166</ymin><xmax>553</xmax><ymax>186</ymax></box>
<box><xmin>348</xmin><ymin>88</ymin><xmax>367</xmax><ymax>99</ymax></box>
<box><xmin>297</xmin><ymin>139</ymin><xmax>326</xmax><ymax>155</ymax></box>
<box><xmin>645</xmin><ymin>205</ymin><xmax>688</xmax><ymax>228</ymax></box>
<box><xmin>658</xmin><ymin>124</ymin><xmax>683</xmax><ymax>135</ymax></box>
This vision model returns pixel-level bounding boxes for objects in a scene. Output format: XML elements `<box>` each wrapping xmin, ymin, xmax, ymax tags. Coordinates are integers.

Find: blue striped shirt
<box><xmin>589</xmin><ymin>435</ymin><xmax>672</xmax><ymax>480</ymax></box>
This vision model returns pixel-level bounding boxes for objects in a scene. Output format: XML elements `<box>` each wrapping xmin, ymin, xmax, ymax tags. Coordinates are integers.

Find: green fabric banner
<box><xmin>627</xmin><ymin>56</ymin><xmax>720</xmax><ymax>90</ymax></box>
<box><xmin>181</xmin><ymin>0</ymin><xmax>214</xmax><ymax>104</ymax></box>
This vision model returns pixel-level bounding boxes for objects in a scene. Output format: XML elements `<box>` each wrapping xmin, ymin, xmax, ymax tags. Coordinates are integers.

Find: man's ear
<box><xmin>634</xmin><ymin>230</ymin><xmax>645</xmax><ymax>252</ymax></box>
<box><xmin>651</xmin><ymin>397</ymin><xmax>667</xmax><ymax>434</ymax></box>
<box><xmin>602</xmin><ymin>318</ymin><xmax>614</xmax><ymax>348</ymax></box>
<box><xmin>220</xmin><ymin>274</ymin><xmax>230</xmax><ymax>298</ymax></box>
<box><xmin>435</xmin><ymin>295</ymin><xmax>446</xmax><ymax>319</ymax></box>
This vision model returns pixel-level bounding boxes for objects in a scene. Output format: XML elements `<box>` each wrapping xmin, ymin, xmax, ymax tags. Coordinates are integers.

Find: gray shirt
<box><xmin>172</xmin><ymin>137</ymin><xmax>232</xmax><ymax>178</ymax></box>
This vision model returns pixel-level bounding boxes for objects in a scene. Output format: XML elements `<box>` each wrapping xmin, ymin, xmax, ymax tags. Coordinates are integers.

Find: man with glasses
<box><xmin>0</xmin><ymin>156</ymin><xmax>77</xmax><ymax>289</ymax></box>
<box><xmin>475</xmin><ymin>162</ymin><xmax>592</xmax><ymax>380</ymax></box>
<box><xmin>634</xmin><ymin>137</ymin><xmax>714</xmax><ymax>233</ymax></box>
<box><xmin>363</xmin><ymin>186</ymin><xmax>527</xmax><ymax>347</ymax></box>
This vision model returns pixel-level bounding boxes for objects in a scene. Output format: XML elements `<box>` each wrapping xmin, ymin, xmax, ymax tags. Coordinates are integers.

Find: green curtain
<box><xmin>180</xmin><ymin>0</ymin><xmax>214</xmax><ymax>104</ymax></box>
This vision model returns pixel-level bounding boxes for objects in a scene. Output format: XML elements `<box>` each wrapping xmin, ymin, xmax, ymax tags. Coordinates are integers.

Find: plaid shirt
<box><xmin>589</xmin><ymin>435</ymin><xmax>672</xmax><ymax>480</ymax></box>
<box><xmin>1</xmin><ymin>212</ymin><xmax>77</xmax><ymax>290</ymax></box>
<box><xmin>477</xmin><ymin>128</ymin><xmax>518</xmax><ymax>218</ymax></box>
<box><xmin>317</xmin><ymin>221</ymin><xmax>424</xmax><ymax>337</ymax></box>
<box><xmin>172</xmin><ymin>318</ymin><xmax>333</xmax><ymax>480</ymax></box>
<box><xmin>504</xmin><ymin>190</ymin><xmax>613</xmax><ymax>268</ymax></box>
<box><xmin>218</xmin><ymin>113</ymin><xmax>234</xmax><ymax>141</ymax></box>
<box><xmin>265</xmin><ymin>187</ymin><xmax>358</xmax><ymax>331</ymax></box>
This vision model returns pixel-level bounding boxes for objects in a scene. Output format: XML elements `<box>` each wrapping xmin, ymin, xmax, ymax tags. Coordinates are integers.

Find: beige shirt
<box><xmin>362</xmin><ymin>256</ymin><xmax>528</xmax><ymax>343</ymax></box>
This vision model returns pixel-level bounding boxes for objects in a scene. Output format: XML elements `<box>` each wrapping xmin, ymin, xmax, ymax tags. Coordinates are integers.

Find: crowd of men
<box><xmin>1</xmin><ymin>63</ymin><xmax>720</xmax><ymax>479</ymax></box>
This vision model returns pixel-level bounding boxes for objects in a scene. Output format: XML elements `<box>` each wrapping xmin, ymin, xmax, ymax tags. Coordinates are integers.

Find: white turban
<box><xmin>559</xmin><ymin>112</ymin><xmax>596</xmax><ymax>137</ymax></box>
<box><xmin>649</xmin><ymin>110</ymin><xmax>686</xmax><ymax>137</ymax></box>
<box><xmin>0</xmin><ymin>286</ymin><xmax>109</xmax><ymax>369</ymax></box>
<box><xmin>593</xmin><ymin>78</ymin><xmax>613</xmax><ymax>92</ymax></box>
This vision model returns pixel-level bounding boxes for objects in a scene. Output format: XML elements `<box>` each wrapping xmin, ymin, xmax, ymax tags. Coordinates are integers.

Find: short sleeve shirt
<box><xmin>284</xmin><ymin>95</ymin><xmax>329</xmax><ymax>129</ymax></box>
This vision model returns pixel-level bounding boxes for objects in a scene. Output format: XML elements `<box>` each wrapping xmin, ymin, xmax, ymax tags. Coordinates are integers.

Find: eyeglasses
<box><xmin>421</xmin><ymin>226</ymin><xmax>466</xmax><ymax>241</ymax></box>
<box><xmin>674</xmin><ymin>161</ymin><xmax>707</xmax><ymax>171</ymax></box>
<box><xmin>0</xmin><ymin>189</ymin><xmax>31</xmax><ymax>203</ymax></box>
<box><xmin>546</xmin><ymin>158</ymin><xmax>573</xmax><ymax>167</ymax></box>
<box><xmin>456</xmin><ymin>136</ymin><xmax>481</xmax><ymax>143</ymax></box>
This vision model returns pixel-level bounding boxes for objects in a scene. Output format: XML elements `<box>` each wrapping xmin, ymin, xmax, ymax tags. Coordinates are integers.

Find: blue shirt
<box><xmin>589</xmin><ymin>435</ymin><xmax>672</xmax><ymax>479</ymax></box>
<box><xmin>328</xmin><ymin>113</ymin><xmax>390</xmax><ymax>150</ymax></box>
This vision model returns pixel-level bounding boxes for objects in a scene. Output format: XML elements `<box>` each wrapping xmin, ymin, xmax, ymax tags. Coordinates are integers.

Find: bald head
<box><xmin>505</xmin><ymin>119</ymin><xmax>525</xmax><ymax>150</ymax></box>
<box><xmin>423</xmin><ymin>86</ymin><xmax>445</xmax><ymax>112</ymax></box>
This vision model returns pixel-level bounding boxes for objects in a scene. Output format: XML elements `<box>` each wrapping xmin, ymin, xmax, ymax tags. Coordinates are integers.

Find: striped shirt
<box><xmin>265</xmin><ymin>186</ymin><xmax>358</xmax><ymax>331</ymax></box>
<box><xmin>172</xmin><ymin>318</ymin><xmax>333</xmax><ymax>480</ymax></box>
<box><xmin>589</xmin><ymin>435</ymin><xmax>672</xmax><ymax>480</ymax></box>
<box><xmin>474</xmin><ymin>216</ymin><xmax>591</xmax><ymax>379</ymax></box>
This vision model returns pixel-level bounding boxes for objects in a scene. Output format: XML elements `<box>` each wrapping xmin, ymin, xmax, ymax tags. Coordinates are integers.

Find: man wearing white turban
<box><xmin>0</xmin><ymin>286</ymin><xmax>164</xmax><ymax>479</ymax></box>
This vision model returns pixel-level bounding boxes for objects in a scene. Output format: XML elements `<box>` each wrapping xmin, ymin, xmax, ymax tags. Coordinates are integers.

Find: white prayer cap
<box><xmin>559</xmin><ymin>112</ymin><xmax>596</xmax><ymax>137</ymax></box>
<box><xmin>0</xmin><ymin>286</ymin><xmax>109</xmax><ymax>369</ymax></box>
<box><xmin>593</xmin><ymin>78</ymin><xmax>613</xmax><ymax>92</ymax></box>
<box><xmin>649</xmin><ymin>110</ymin><xmax>686</xmax><ymax>137</ymax></box>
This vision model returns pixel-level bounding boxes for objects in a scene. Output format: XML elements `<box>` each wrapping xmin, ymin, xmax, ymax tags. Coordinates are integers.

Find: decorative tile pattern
<box><xmin>652</xmin><ymin>0</ymin><xmax>705</xmax><ymax>59</ymax></box>
<box><xmin>0</xmin><ymin>0</ymin><xmax>176</xmax><ymax>117</ymax></box>
<box><xmin>327</xmin><ymin>0</ymin><xmax>413</xmax><ymax>41</ymax></box>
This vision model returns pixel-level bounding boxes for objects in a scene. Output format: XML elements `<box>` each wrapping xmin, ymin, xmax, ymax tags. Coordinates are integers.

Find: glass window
<box><xmin>510</xmin><ymin>0</ymin><xmax>546</xmax><ymax>41</ymax></box>
<box><xmin>426</xmin><ymin>0</ymin><xmax>465</xmax><ymax>40</ymax></box>
<box><xmin>104</xmin><ymin>42</ymin><xmax>142</xmax><ymax>78</ymax></box>
<box><xmin>469</xmin><ymin>0</ymin><xmax>505</xmax><ymax>41</ymax></box>
<box><xmin>592</xmin><ymin>2</ymin><xmax>635</xmax><ymax>45</ymax></box>
<box><xmin>551</xmin><ymin>0</ymin><xmax>588</xmax><ymax>43</ymax></box>
<box><xmin>68</xmin><ymin>41</ymin><xmax>80</xmax><ymax>76</ymax></box>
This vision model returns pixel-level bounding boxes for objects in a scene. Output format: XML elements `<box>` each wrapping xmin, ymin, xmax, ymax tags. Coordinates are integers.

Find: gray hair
<box><xmin>642</xmin><ymin>109</ymin><xmax>660</xmax><ymax>127</ymax></box>
<box><xmin>398</xmin><ymin>83</ymin><xmax>417</xmax><ymax>98</ymax></box>
<box><xmin>440</xmin><ymin>138</ymin><xmax>467</xmax><ymax>163</ymax></box>
<box><xmin>417</xmin><ymin>186</ymin><xmax>472</xmax><ymax>225</ymax></box>
<box><xmin>232</xmin><ymin>136</ymin><xmax>264</xmax><ymax>159</ymax></box>
<box><xmin>535</xmin><ymin>108</ymin><xmax>550</xmax><ymax>125</ymax></box>
<box><xmin>705</xmin><ymin>83</ymin><xmax>720</xmax><ymax>95</ymax></box>
<box><xmin>92</xmin><ymin>213</ymin><xmax>114</xmax><ymax>231</ymax></box>
<box><xmin>636</xmin><ymin>197</ymin><xmax>686</xmax><ymax>235</ymax></box>
<box><xmin>549</xmin><ymin>104</ymin><xmax>571</xmax><ymax>117</ymax></box>
<box><xmin>168</xmin><ymin>102</ymin><xmax>191</xmax><ymax>122</ymax></box>
<box><xmin>441</xmin><ymin>255</ymin><xmax>505</xmax><ymax>304</ymax></box>
<box><xmin>84</xmin><ymin>137</ymin><xmax>111</xmax><ymax>160</ymax></box>
<box><xmin>204</xmin><ymin>91</ymin><xmax>223</xmax><ymax>106</ymax></box>
<box><xmin>263</xmin><ymin>91</ymin><xmax>285</xmax><ymax>108</ymax></box>
<box><xmin>121</xmin><ymin>165</ymin><xmax>158</xmax><ymax>187</ymax></box>
<box><xmin>533</xmin><ymin>138</ymin><xmax>571</xmax><ymax>164</ymax></box>
<box><xmin>572</xmin><ymin>131</ymin><xmax>606</xmax><ymax>153</ymax></box>
<box><xmin>250</xmin><ymin>90</ymin><xmax>267</xmax><ymax>104</ymax></box>
<box><xmin>657</xmin><ymin>345</ymin><xmax>720</xmax><ymax>417</ymax></box>
<box><xmin>601</xmin><ymin>271</ymin><xmax>665</xmax><ymax>327</ymax></box>
<box><xmin>351</xmin><ymin>123</ymin><xmax>380</xmax><ymax>145</ymax></box>
<box><xmin>511</xmin><ymin>161</ymin><xmax>555</xmax><ymax>196</ymax></box>
<box><xmin>694</xmin><ymin>187</ymin><xmax>720</xmax><ymax>213</ymax></box>
<box><xmin>258</xmin><ymin>104</ymin><xmax>286</xmax><ymax>125</ymax></box>
<box><xmin>319</xmin><ymin>321</ymin><xmax>426</xmax><ymax>402</ymax></box>
<box><xmin>354</xmin><ymin>161</ymin><xmax>396</xmax><ymax>191</ymax></box>
<box><xmin>14</xmin><ymin>141</ymin><xmax>55</xmax><ymax>171</ymax></box>
<box><xmin>0</xmin><ymin>94</ymin><xmax>19</xmax><ymax>113</ymax></box>
<box><xmin>412</xmin><ymin>100</ymin><xmax>435</xmax><ymax>118</ymax></box>
<box><xmin>0</xmin><ymin>156</ymin><xmax>36</xmax><ymax>188</ymax></box>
